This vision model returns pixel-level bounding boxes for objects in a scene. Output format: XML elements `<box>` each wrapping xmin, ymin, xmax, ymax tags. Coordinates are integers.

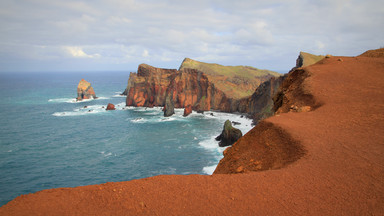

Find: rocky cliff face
<box><xmin>125</xmin><ymin>64</ymin><xmax>233</xmax><ymax>114</ymax></box>
<box><xmin>124</xmin><ymin>53</ymin><xmax>322</xmax><ymax>119</ymax></box>
<box><xmin>235</xmin><ymin>75</ymin><xmax>286</xmax><ymax>124</ymax></box>
<box><xmin>125</xmin><ymin>64</ymin><xmax>177</xmax><ymax>107</ymax></box>
<box><xmin>76</xmin><ymin>79</ymin><xmax>96</xmax><ymax>101</ymax></box>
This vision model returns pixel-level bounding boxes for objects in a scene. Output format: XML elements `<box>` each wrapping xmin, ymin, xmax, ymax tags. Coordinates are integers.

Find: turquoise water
<box><xmin>0</xmin><ymin>72</ymin><xmax>252</xmax><ymax>206</ymax></box>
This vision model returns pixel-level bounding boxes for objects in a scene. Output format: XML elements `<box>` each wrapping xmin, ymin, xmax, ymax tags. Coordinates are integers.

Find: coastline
<box><xmin>1</xmin><ymin>54</ymin><xmax>384</xmax><ymax>215</ymax></box>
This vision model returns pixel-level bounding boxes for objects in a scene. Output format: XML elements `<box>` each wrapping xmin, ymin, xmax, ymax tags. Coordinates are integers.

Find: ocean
<box><xmin>0</xmin><ymin>71</ymin><xmax>253</xmax><ymax>206</ymax></box>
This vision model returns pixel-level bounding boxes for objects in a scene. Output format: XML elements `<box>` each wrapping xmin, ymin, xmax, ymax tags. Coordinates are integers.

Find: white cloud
<box><xmin>63</xmin><ymin>46</ymin><xmax>100</xmax><ymax>58</ymax></box>
<box><xmin>0</xmin><ymin>0</ymin><xmax>383</xmax><ymax>72</ymax></box>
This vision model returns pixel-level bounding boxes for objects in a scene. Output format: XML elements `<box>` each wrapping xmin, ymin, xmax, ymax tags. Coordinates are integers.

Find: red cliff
<box><xmin>125</xmin><ymin>64</ymin><xmax>232</xmax><ymax>114</ymax></box>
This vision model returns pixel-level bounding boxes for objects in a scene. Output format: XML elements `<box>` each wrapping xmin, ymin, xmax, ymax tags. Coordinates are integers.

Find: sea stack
<box><xmin>183</xmin><ymin>105</ymin><xmax>192</xmax><ymax>117</ymax></box>
<box><xmin>76</xmin><ymin>79</ymin><xmax>96</xmax><ymax>101</ymax></box>
<box><xmin>215</xmin><ymin>120</ymin><xmax>243</xmax><ymax>147</ymax></box>
<box><xmin>164</xmin><ymin>95</ymin><xmax>175</xmax><ymax>117</ymax></box>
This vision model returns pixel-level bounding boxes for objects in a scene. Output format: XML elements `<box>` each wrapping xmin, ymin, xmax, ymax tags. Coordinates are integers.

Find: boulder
<box><xmin>106</xmin><ymin>103</ymin><xmax>115</xmax><ymax>110</ymax></box>
<box><xmin>215</xmin><ymin>120</ymin><xmax>243</xmax><ymax>147</ymax></box>
<box><xmin>183</xmin><ymin>105</ymin><xmax>192</xmax><ymax>117</ymax></box>
<box><xmin>76</xmin><ymin>79</ymin><xmax>96</xmax><ymax>101</ymax></box>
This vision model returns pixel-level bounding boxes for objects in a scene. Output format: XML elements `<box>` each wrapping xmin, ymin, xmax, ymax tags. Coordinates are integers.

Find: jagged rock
<box><xmin>76</xmin><ymin>79</ymin><xmax>96</xmax><ymax>101</ymax></box>
<box><xmin>232</xmin><ymin>121</ymin><xmax>241</xmax><ymax>126</ymax></box>
<box><xmin>164</xmin><ymin>95</ymin><xmax>175</xmax><ymax>117</ymax></box>
<box><xmin>215</xmin><ymin>120</ymin><xmax>243</xmax><ymax>147</ymax></box>
<box><xmin>183</xmin><ymin>105</ymin><xmax>192</xmax><ymax>117</ymax></box>
<box><xmin>106</xmin><ymin>103</ymin><xmax>115</xmax><ymax>110</ymax></box>
<box><xmin>236</xmin><ymin>75</ymin><xmax>286</xmax><ymax>125</ymax></box>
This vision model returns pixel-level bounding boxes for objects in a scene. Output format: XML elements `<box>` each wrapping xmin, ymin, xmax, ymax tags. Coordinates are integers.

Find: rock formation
<box><xmin>106</xmin><ymin>103</ymin><xmax>115</xmax><ymax>110</ymax></box>
<box><xmin>215</xmin><ymin>120</ymin><xmax>243</xmax><ymax>147</ymax></box>
<box><xmin>183</xmin><ymin>105</ymin><xmax>192</xmax><ymax>117</ymax></box>
<box><xmin>123</xmin><ymin>54</ymin><xmax>326</xmax><ymax>121</ymax></box>
<box><xmin>236</xmin><ymin>75</ymin><xmax>286</xmax><ymax>124</ymax></box>
<box><xmin>124</xmin><ymin>64</ymin><xmax>234</xmax><ymax>114</ymax></box>
<box><xmin>163</xmin><ymin>95</ymin><xmax>175</xmax><ymax>117</ymax></box>
<box><xmin>125</xmin><ymin>64</ymin><xmax>177</xmax><ymax>107</ymax></box>
<box><xmin>76</xmin><ymin>79</ymin><xmax>96</xmax><ymax>101</ymax></box>
<box><xmin>295</xmin><ymin>52</ymin><xmax>325</xmax><ymax>68</ymax></box>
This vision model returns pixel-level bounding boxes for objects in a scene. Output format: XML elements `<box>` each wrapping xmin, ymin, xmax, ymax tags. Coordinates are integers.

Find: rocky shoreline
<box><xmin>1</xmin><ymin>48</ymin><xmax>384</xmax><ymax>215</ymax></box>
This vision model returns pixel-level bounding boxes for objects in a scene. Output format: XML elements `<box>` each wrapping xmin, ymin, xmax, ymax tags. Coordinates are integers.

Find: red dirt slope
<box><xmin>1</xmin><ymin>52</ymin><xmax>384</xmax><ymax>215</ymax></box>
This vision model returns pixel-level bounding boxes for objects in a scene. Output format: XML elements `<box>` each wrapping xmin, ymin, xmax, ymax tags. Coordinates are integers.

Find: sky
<box><xmin>0</xmin><ymin>0</ymin><xmax>383</xmax><ymax>73</ymax></box>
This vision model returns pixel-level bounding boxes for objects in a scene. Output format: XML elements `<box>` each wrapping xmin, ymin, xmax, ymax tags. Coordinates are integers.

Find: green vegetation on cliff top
<box><xmin>179</xmin><ymin>58</ymin><xmax>280</xmax><ymax>79</ymax></box>
<box><xmin>179</xmin><ymin>58</ymin><xmax>280</xmax><ymax>99</ymax></box>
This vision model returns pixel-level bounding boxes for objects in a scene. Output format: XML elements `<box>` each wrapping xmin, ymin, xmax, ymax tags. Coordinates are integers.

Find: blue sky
<box><xmin>0</xmin><ymin>0</ymin><xmax>383</xmax><ymax>72</ymax></box>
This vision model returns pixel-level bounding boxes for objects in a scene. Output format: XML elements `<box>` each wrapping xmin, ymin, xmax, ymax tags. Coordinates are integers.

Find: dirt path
<box><xmin>1</xmin><ymin>55</ymin><xmax>383</xmax><ymax>215</ymax></box>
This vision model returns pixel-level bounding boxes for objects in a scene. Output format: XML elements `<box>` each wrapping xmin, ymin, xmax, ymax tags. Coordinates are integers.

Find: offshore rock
<box><xmin>215</xmin><ymin>120</ymin><xmax>243</xmax><ymax>147</ymax></box>
<box><xmin>164</xmin><ymin>95</ymin><xmax>175</xmax><ymax>117</ymax></box>
<box><xmin>76</xmin><ymin>79</ymin><xmax>96</xmax><ymax>101</ymax></box>
<box><xmin>183</xmin><ymin>105</ymin><xmax>192</xmax><ymax>117</ymax></box>
<box><xmin>106</xmin><ymin>103</ymin><xmax>115</xmax><ymax>110</ymax></box>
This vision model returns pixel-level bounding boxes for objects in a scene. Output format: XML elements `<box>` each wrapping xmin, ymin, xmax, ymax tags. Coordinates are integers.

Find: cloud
<box><xmin>0</xmin><ymin>0</ymin><xmax>383</xmax><ymax>72</ymax></box>
<box><xmin>63</xmin><ymin>46</ymin><xmax>100</xmax><ymax>58</ymax></box>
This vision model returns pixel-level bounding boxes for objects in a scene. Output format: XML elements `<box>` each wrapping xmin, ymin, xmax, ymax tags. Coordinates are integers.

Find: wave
<box><xmin>52</xmin><ymin>102</ymin><xmax>127</xmax><ymax>117</ymax></box>
<box><xmin>113</xmin><ymin>94</ymin><xmax>126</xmax><ymax>98</ymax></box>
<box><xmin>196</xmin><ymin>111</ymin><xmax>253</xmax><ymax>175</ymax></box>
<box><xmin>202</xmin><ymin>165</ymin><xmax>217</xmax><ymax>175</ymax></box>
<box><xmin>48</xmin><ymin>96</ymin><xmax>110</xmax><ymax>104</ymax></box>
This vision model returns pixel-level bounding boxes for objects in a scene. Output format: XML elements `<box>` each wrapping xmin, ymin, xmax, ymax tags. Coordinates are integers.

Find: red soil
<box><xmin>1</xmin><ymin>54</ymin><xmax>384</xmax><ymax>215</ymax></box>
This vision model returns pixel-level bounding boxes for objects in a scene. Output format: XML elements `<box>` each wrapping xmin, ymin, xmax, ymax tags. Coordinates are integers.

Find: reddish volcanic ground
<box><xmin>1</xmin><ymin>52</ymin><xmax>384</xmax><ymax>215</ymax></box>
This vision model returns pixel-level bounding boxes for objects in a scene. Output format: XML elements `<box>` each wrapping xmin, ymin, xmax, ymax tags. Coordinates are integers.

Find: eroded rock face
<box><xmin>76</xmin><ymin>79</ymin><xmax>96</xmax><ymax>101</ymax></box>
<box><xmin>125</xmin><ymin>64</ymin><xmax>177</xmax><ymax>107</ymax></box>
<box><xmin>106</xmin><ymin>103</ymin><xmax>115</xmax><ymax>110</ymax></box>
<box><xmin>125</xmin><ymin>64</ymin><xmax>232</xmax><ymax>113</ymax></box>
<box><xmin>183</xmin><ymin>105</ymin><xmax>192</xmax><ymax>117</ymax></box>
<box><xmin>215</xmin><ymin>120</ymin><xmax>243</xmax><ymax>147</ymax></box>
<box><xmin>236</xmin><ymin>75</ymin><xmax>286</xmax><ymax>124</ymax></box>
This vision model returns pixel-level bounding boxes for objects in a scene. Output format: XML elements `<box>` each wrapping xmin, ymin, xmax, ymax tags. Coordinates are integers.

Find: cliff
<box><xmin>124</xmin><ymin>59</ymin><xmax>281</xmax><ymax>116</ymax></box>
<box><xmin>234</xmin><ymin>51</ymin><xmax>323</xmax><ymax>124</ymax></box>
<box><xmin>125</xmin><ymin>64</ymin><xmax>234</xmax><ymax>113</ymax></box>
<box><xmin>236</xmin><ymin>75</ymin><xmax>286</xmax><ymax>124</ymax></box>
<box><xmin>125</xmin><ymin>64</ymin><xmax>177</xmax><ymax>107</ymax></box>
<box><xmin>76</xmin><ymin>79</ymin><xmax>96</xmax><ymax>101</ymax></box>
<box><xmin>1</xmin><ymin>49</ymin><xmax>384</xmax><ymax>215</ymax></box>
<box><xmin>179</xmin><ymin>58</ymin><xmax>280</xmax><ymax>99</ymax></box>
